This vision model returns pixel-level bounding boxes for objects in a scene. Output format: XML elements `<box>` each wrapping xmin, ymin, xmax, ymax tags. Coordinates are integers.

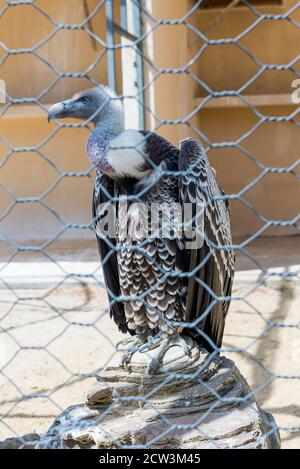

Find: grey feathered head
<box><xmin>47</xmin><ymin>86</ymin><xmax>123</xmax><ymax>126</ymax></box>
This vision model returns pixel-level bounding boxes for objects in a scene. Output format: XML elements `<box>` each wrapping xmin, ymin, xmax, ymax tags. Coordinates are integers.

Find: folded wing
<box><xmin>93</xmin><ymin>172</ymin><xmax>128</xmax><ymax>333</ymax></box>
<box><xmin>178</xmin><ymin>138</ymin><xmax>235</xmax><ymax>350</ymax></box>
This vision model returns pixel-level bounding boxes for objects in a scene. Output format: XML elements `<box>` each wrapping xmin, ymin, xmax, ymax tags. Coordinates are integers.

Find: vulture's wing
<box><xmin>93</xmin><ymin>172</ymin><xmax>128</xmax><ymax>333</ymax></box>
<box><xmin>178</xmin><ymin>138</ymin><xmax>235</xmax><ymax>350</ymax></box>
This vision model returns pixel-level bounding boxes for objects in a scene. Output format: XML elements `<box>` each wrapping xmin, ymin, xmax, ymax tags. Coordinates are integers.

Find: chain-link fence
<box><xmin>0</xmin><ymin>0</ymin><xmax>299</xmax><ymax>449</ymax></box>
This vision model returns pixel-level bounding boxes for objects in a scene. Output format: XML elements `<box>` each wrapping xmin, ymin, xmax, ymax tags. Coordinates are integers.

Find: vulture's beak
<box><xmin>47</xmin><ymin>101</ymin><xmax>70</xmax><ymax>122</ymax></box>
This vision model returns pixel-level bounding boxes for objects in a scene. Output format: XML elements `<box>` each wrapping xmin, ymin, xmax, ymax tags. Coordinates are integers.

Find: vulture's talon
<box><xmin>145</xmin><ymin>335</ymin><xmax>192</xmax><ymax>375</ymax></box>
<box><xmin>118</xmin><ymin>335</ymin><xmax>148</xmax><ymax>368</ymax></box>
<box><xmin>119</xmin><ymin>352</ymin><xmax>132</xmax><ymax>369</ymax></box>
<box><xmin>116</xmin><ymin>337</ymin><xmax>136</xmax><ymax>351</ymax></box>
<box><xmin>180</xmin><ymin>337</ymin><xmax>192</xmax><ymax>357</ymax></box>
<box><xmin>147</xmin><ymin>358</ymin><xmax>160</xmax><ymax>375</ymax></box>
<box><xmin>138</xmin><ymin>334</ymin><xmax>164</xmax><ymax>353</ymax></box>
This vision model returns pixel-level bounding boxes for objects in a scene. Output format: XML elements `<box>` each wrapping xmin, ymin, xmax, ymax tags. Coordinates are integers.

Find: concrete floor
<box><xmin>0</xmin><ymin>236</ymin><xmax>299</xmax><ymax>448</ymax></box>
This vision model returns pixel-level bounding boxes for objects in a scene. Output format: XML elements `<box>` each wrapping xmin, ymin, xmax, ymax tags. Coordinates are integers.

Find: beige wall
<box><xmin>0</xmin><ymin>0</ymin><xmax>299</xmax><ymax>240</ymax></box>
<box><xmin>0</xmin><ymin>0</ymin><xmax>113</xmax><ymax>240</ymax></box>
<box><xmin>0</xmin><ymin>108</ymin><xmax>94</xmax><ymax>240</ymax></box>
<box><xmin>144</xmin><ymin>0</ymin><xmax>300</xmax><ymax>238</ymax></box>
<box><xmin>0</xmin><ymin>0</ymin><xmax>110</xmax><ymax>102</ymax></box>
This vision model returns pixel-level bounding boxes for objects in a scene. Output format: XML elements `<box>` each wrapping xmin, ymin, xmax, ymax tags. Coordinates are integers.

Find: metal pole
<box><xmin>132</xmin><ymin>0</ymin><xmax>145</xmax><ymax>130</ymax></box>
<box><xmin>120</xmin><ymin>0</ymin><xmax>128</xmax><ymax>31</ymax></box>
<box><xmin>105</xmin><ymin>0</ymin><xmax>116</xmax><ymax>92</ymax></box>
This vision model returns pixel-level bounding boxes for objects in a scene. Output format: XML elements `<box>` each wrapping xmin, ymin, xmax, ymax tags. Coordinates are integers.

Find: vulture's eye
<box><xmin>78</xmin><ymin>97</ymin><xmax>89</xmax><ymax>104</ymax></box>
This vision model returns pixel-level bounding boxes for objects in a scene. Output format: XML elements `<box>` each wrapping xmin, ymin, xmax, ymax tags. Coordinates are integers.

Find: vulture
<box><xmin>48</xmin><ymin>86</ymin><xmax>235</xmax><ymax>373</ymax></box>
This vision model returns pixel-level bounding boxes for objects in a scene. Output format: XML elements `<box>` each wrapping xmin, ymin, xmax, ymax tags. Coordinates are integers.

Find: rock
<box><xmin>85</xmin><ymin>382</ymin><xmax>115</xmax><ymax>408</ymax></box>
<box><xmin>33</xmin><ymin>339</ymin><xmax>280</xmax><ymax>449</ymax></box>
<box><xmin>0</xmin><ymin>433</ymin><xmax>40</xmax><ymax>449</ymax></box>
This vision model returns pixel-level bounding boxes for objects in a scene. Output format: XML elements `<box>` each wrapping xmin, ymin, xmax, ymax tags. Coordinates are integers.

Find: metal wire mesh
<box><xmin>0</xmin><ymin>0</ymin><xmax>299</xmax><ymax>449</ymax></box>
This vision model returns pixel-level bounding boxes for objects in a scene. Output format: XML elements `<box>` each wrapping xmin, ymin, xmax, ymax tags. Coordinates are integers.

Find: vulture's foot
<box><xmin>142</xmin><ymin>334</ymin><xmax>192</xmax><ymax>375</ymax></box>
<box><xmin>117</xmin><ymin>335</ymin><xmax>148</xmax><ymax>369</ymax></box>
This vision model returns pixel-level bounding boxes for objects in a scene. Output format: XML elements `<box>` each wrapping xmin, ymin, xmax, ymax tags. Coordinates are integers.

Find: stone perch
<box><xmin>0</xmin><ymin>339</ymin><xmax>280</xmax><ymax>449</ymax></box>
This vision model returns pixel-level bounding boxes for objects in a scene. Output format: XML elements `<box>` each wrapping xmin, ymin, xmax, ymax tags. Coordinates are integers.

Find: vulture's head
<box><xmin>47</xmin><ymin>86</ymin><xmax>123</xmax><ymax>126</ymax></box>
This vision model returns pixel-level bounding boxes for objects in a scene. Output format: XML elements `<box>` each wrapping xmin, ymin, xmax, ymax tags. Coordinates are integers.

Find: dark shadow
<box><xmin>235</xmin><ymin>236</ymin><xmax>300</xmax><ymax>271</ymax></box>
<box><xmin>249</xmin><ymin>272</ymin><xmax>295</xmax><ymax>405</ymax></box>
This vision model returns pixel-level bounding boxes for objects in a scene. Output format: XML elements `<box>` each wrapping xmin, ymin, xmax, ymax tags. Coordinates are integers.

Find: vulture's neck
<box><xmin>87</xmin><ymin>108</ymin><xmax>124</xmax><ymax>173</ymax></box>
<box><xmin>93</xmin><ymin>109</ymin><xmax>123</xmax><ymax>141</ymax></box>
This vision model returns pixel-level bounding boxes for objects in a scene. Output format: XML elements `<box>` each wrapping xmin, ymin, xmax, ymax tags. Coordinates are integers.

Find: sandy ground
<box><xmin>0</xmin><ymin>237</ymin><xmax>299</xmax><ymax>449</ymax></box>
